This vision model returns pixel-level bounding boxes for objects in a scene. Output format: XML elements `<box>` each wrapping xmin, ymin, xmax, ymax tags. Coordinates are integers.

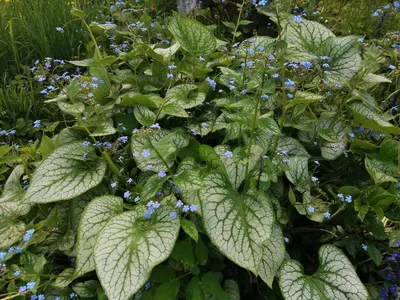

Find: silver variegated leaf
<box><xmin>94</xmin><ymin>200</ymin><xmax>180</xmax><ymax>300</ymax></box>
<box><xmin>259</xmin><ymin>224</ymin><xmax>286</xmax><ymax>288</ymax></box>
<box><xmin>279</xmin><ymin>245</ymin><xmax>368</xmax><ymax>300</ymax></box>
<box><xmin>24</xmin><ymin>142</ymin><xmax>106</xmax><ymax>204</ymax></box>
<box><xmin>75</xmin><ymin>196</ymin><xmax>123</xmax><ymax>278</ymax></box>
<box><xmin>199</xmin><ymin>172</ymin><xmax>274</xmax><ymax>274</ymax></box>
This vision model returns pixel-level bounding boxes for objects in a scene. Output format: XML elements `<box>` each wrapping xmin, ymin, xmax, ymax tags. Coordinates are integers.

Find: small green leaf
<box><xmin>279</xmin><ymin>245</ymin><xmax>368</xmax><ymax>300</ymax></box>
<box><xmin>72</xmin><ymin>280</ymin><xmax>101</xmax><ymax>298</ymax></box>
<box><xmin>75</xmin><ymin>196</ymin><xmax>123</xmax><ymax>278</ymax></box>
<box><xmin>163</xmin><ymin>103</ymin><xmax>190</xmax><ymax>118</ymax></box>
<box><xmin>94</xmin><ymin>202</ymin><xmax>180</xmax><ymax>300</ymax></box>
<box><xmin>223</xmin><ymin>279</ymin><xmax>240</xmax><ymax>300</ymax></box>
<box><xmin>181</xmin><ymin>219</ymin><xmax>199</xmax><ymax>242</ymax></box>
<box><xmin>71</xmin><ymin>7</ymin><xmax>86</xmax><ymax>18</ymax></box>
<box><xmin>24</xmin><ymin>142</ymin><xmax>106</xmax><ymax>203</ymax></box>
<box><xmin>141</xmin><ymin>174</ymin><xmax>170</xmax><ymax>201</ymax></box>
<box><xmin>52</xmin><ymin>268</ymin><xmax>75</xmax><ymax>288</ymax></box>
<box><xmin>0</xmin><ymin>222</ymin><xmax>26</xmax><ymax>249</ymax></box>
<box><xmin>154</xmin><ymin>281</ymin><xmax>180</xmax><ymax>300</ymax></box>
<box><xmin>149</xmin><ymin>265</ymin><xmax>176</xmax><ymax>283</ymax></box>
<box><xmin>0</xmin><ymin>165</ymin><xmax>30</xmax><ymax>218</ymax></box>
<box><xmin>201</xmin><ymin>273</ymin><xmax>229</xmax><ymax>300</ymax></box>
<box><xmin>365</xmin><ymin>157</ymin><xmax>398</xmax><ymax>184</ymax></box>
<box><xmin>186</xmin><ymin>276</ymin><xmax>205</xmax><ymax>300</ymax></box>
<box><xmin>134</xmin><ymin>105</ymin><xmax>156</xmax><ymax>127</ymax></box>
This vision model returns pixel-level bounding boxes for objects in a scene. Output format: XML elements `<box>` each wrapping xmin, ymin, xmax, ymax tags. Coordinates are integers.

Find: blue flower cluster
<box><xmin>23</xmin><ymin>229</ymin><xmax>35</xmax><ymax>242</ymax></box>
<box><xmin>378</xmin><ymin>246</ymin><xmax>400</xmax><ymax>300</ymax></box>
<box><xmin>337</xmin><ymin>193</ymin><xmax>352</xmax><ymax>203</ymax></box>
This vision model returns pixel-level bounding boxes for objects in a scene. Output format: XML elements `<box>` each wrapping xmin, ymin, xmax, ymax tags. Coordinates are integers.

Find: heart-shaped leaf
<box><xmin>75</xmin><ymin>196</ymin><xmax>123</xmax><ymax>278</ymax></box>
<box><xmin>279</xmin><ymin>245</ymin><xmax>368</xmax><ymax>300</ymax></box>
<box><xmin>94</xmin><ymin>200</ymin><xmax>180</xmax><ymax>300</ymax></box>
<box><xmin>24</xmin><ymin>142</ymin><xmax>106</xmax><ymax>203</ymax></box>
<box><xmin>199</xmin><ymin>172</ymin><xmax>274</xmax><ymax>274</ymax></box>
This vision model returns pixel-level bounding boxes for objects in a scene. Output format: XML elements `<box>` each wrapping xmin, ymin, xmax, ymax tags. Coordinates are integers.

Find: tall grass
<box><xmin>0</xmin><ymin>0</ymin><xmax>105</xmax><ymax>79</ymax></box>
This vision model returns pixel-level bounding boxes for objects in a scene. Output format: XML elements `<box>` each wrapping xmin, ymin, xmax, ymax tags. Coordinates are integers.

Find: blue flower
<box><xmin>361</xmin><ymin>244</ymin><xmax>368</xmax><ymax>251</ymax></box>
<box><xmin>293</xmin><ymin>15</ymin><xmax>302</xmax><ymax>23</ymax></box>
<box><xmin>23</xmin><ymin>229</ymin><xmax>35</xmax><ymax>242</ymax></box>
<box><xmin>134</xmin><ymin>196</ymin><xmax>141</xmax><ymax>202</ymax></box>
<box><xmin>248</xmin><ymin>48</ymin><xmax>255</xmax><ymax>55</ymax></box>
<box><xmin>142</xmin><ymin>149</ymin><xmax>151</xmax><ymax>158</ymax></box>
<box><xmin>170</xmin><ymin>212</ymin><xmax>177</xmax><ymax>219</ymax></box>
<box><xmin>83</xmin><ymin>141</ymin><xmax>91</xmax><ymax>147</ymax></box>
<box><xmin>144</xmin><ymin>211</ymin><xmax>152</xmax><ymax>219</ymax></box>
<box><xmin>124</xmin><ymin>191</ymin><xmax>131</xmax><ymax>199</ymax></box>
<box><xmin>33</xmin><ymin>120</ymin><xmax>41</xmax><ymax>128</ymax></box>
<box><xmin>307</xmin><ymin>206</ymin><xmax>315</xmax><ymax>213</ymax></box>
<box><xmin>145</xmin><ymin>282</ymin><xmax>151</xmax><ymax>290</ymax></box>
<box><xmin>14</xmin><ymin>270</ymin><xmax>21</xmax><ymax>276</ymax></box>
<box><xmin>357</xmin><ymin>38</ymin><xmax>364</xmax><ymax>43</ymax></box>
<box><xmin>206</xmin><ymin>77</ymin><xmax>217</xmax><ymax>90</ymax></box>
<box><xmin>158</xmin><ymin>171</ymin><xmax>167</xmax><ymax>178</ymax></box>
<box><xmin>287</xmin><ymin>93</ymin><xmax>294</xmax><ymax>99</ymax></box>
<box><xmin>311</xmin><ymin>176</ymin><xmax>318</xmax><ymax>182</ymax></box>
<box><xmin>199</xmin><ymin>56</ymin><xmax>205</xmax><ymax>61</ymax></box>
<box><xmin>272</xmin><ymin>73</ymin><xmax>279</xmax><ymax>78</ymax></box>
<box><xmin>38</xmin><ymin>295</ymin><xmax>45</xmax><ymax>300</ymax></box>
<box><xmin>26</xmin><ymin>282</ymin><xmax>36</xmax><ymax>289</ymax></box>
<box><xmin>300</xmin><ymin>61</ymin><xmax>312</xmax><ymax>69</ymax></box>
<box><xmin>189</xmin><ymin>204</ymin><xmax>198</xmax><ymax>212</ymax></box>
<box><xmin>345</xmin><ymin>195</ymin><xmax>352</xmax><ymax>203</ymax></box>
<box><xmin>167</xmin><ymin>73</ymin><xmax>174</xmax><ymax>79</ymax></box>
<box><xmin>117</xmin><ymin>136</ymin><xmax>128</xmax><ymax>143</ymax></box>
<box><xmin>285</xmin><ymin>79</ymin><xmax>295</xmax><ymax>88</ymax></box>
<box><xmin>150</xmin><ymin>123</ymin><xmax>161</xmax><ymax>129</ymax></box>
<box><xmin>16</xmin><ymin>248</ymin><xmax>22</xmax><ymax>254</ymax></box>
<box><xmin>389</xmin><ymin>65</ymin><xmax>397</xmax><ymax>70</ymax></box>
<box><xmin>176</xmin><ymin>200</ymin><xmax>183</xmax><ymax>208</ymax></box>
<box><xmin>201</xmin><ymin>122</ymin><xmax>208</xmax><ymax>127</ymax></box>
<box><xmin>70</xmin><ymin>293</ymin><xmax>77</xmax><ymax>298</ymax></box>
<box><xmin>323</xmin><ymin>212</ymin><xmax>331</xmax><ymax>218</ymax></box>
<box><xmin>111</xmin><ymin>182</ymin><xmax>117</xmax><ymax>188</ymax></box>
<box><xmin>31</xmin><ymin>295</ymin><xmax>38</xmax><ymax>300</ymax></box>
<box><xmin>56</xmin><ymin>27</ymin><xmax>64</xmax><ymax>32</ymax></box>
<box><xmin>261</xmin><ymin>94</ymin><xmax>269</xmax><ymax>99</ymax></box>
<box><xmin>395</xmin><ymin>1</ymin><xmax>399</xmax><ymax>8</ymax></box>
<box><xmin>0</xmin><ymin>252</ymin><xmax>6</xmax><ymax>259</ymax></box>
<box><xmin>224</xmin><ymin>151</ymin><xmax>233</xmax><ymax>158</ymax></box>
<box><xmin>182</xmin><ymin>205</ymin><xmax>190</xmax><ymax>212</ymax></box>
<box><xmin>19</xmin><ymin>286</ymin><xmax>27</xmax><ymax>293</ymax></box>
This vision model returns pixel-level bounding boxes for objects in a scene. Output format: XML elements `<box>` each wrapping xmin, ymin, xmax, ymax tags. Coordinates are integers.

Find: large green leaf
<box><xmin>168</xmin><ymin>14</ymin><xmax>217</xmax><ymax>55</ymax></box>
<box><xmin>94</xmin><ymin>200</ymin><xmax>180</xmax><ymax>300</ymax></box>
<box><xmin>0</xmin><ymin>165</ymin><xmax>30</xmax><ymax>218</ymax></box>
<box><xmin>214</xmin><ymin>145</ymin><xmax>264</xmax><ymax>190</ymax></box>
<box><xmin>199</xmin><ymin>172</ymin><xmax>274</xmax><ymax>274</ymax></box>
<box><xmin>321</xmin><ymin>36</ymin><xmax>361</xmax><ymax>83</ymax></box>
<box><xmin>259</xmin><ymin>224</ymin><xmax>286</xmax><ymax>288</ymax></box>
<box><xmin>283</xmin><ymin>16</ymin><xmax>335</xmax><ymax>52</ymax></box>
<box><xmin>131</xmin><ymin>129</ymin><xmax>189</xmax><ymax>172</ymax></box>
<box><xmin>348</xmin><ymin>101</ymin><xmax>400</xmax><ymax>134</ymax></box>
<box><xmin>279</xmin><ymin>245</ymin><xmax>368</xmax><ymax>300</ymax></box>
<box><xmin>165</xmin><ymin>84</ymin><xmax>206</xmax><ymax>109</ymax></box>
<box><xmin>318</xmin><ymin>118</ymin><xmax>350</xmax><ymax>160</ymax></box>
<box><xmin>365</xmin><ymin>157</ymin><xmax>398</xmax><ymax>184</ymax></box>
<box><xmin>24</xmin><ymin>142</ymin><xmax>106</xmax><ymax>203</ymax></box>
<box><xmin>75</xmin><ymin>196</ymin><xmax>123</xmax><ymax>278</ymax></box>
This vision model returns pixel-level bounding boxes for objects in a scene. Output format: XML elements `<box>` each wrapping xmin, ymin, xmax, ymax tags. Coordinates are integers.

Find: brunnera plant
<box><xmin>0</xmin><ymin>1</ymin><xmax>399</xmax><ymax>299</ymax></box>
